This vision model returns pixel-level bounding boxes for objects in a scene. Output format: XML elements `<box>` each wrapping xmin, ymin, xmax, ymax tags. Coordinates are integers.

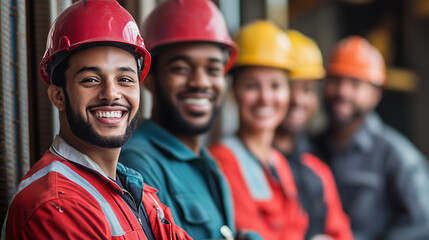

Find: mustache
<box><xmin>328</xmin><ymin>97</ymin><xmax>354</xmax><ymax>105</ymax></box>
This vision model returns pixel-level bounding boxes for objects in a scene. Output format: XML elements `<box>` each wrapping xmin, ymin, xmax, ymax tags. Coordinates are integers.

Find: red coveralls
<box><xmin>299</xmin><ymin>153</ymin><xmax>353</xmax><ymax>240</ymax></box>
<box><xmin>3</xmin><ymin>137</ymin><xmax>192</xmax><ymax>240</ymax></box>
<box><xmin>209</xmin><ymin>137</ymin><xmax>308</xmax><ymax>240</ymax></box>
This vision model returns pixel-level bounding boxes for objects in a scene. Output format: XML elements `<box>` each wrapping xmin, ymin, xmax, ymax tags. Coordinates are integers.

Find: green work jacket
<box><xmin>119</xmin><ymin>119</ymin><xmax>235</xmax><ymax>240</ymax></box>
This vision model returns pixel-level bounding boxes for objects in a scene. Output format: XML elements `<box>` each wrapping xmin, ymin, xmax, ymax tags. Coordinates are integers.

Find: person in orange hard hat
<box><xmin>2</xmin><ymin>1</ymin><xmax>192</xmax><ymax>239</ymax></box>
<box><xmin>312</xmin><ymin>35</ymin><xmax>429</xmax><ymax>240</ymax></box>
<box><xmin>119</xmin><ymin>0</ymin><xmax>260</xmax><ymax>239</ymax></box>
<box><xmin>274</xmin><ymin>30</ymin><xmax>353</xmax><ymax>240</ymax></box>
<box><xmin>209</xmin><ymin>21</ymin><xmax>309</xmax><ymax>240</ymax></box>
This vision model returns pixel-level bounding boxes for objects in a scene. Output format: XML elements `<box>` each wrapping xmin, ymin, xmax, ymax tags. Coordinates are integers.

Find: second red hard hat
<box><xmin>141</xmin><ymin>0</ymin><xmax>237</xmax><ymax>72</ymax></box>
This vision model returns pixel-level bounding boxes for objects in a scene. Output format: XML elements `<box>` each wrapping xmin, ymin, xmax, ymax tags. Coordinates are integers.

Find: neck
<box><xmin>60</xmin><ymin>131</ymin><xmax>119</xmax><ymax>179</ymax></box>
<box><xmin>330</xmin><ymin>116</ymin><xmax>365</xmax><ymax>148</ymax></box>
<box><xmin>273</xmin><ymin>130</ymin><xmax>296</xmax><ymax>155</ymax></box>
<box><xmin>237</xmin><ymin>127</ymin><xmax>274</xmax><ymax>166</ymax></box>
<box><xmin>175</xmin><ymin>134</ymin><xmax>202</xmax><ymax>156</ymax></box>
<box><xmin>151</xmin><ymin>113</ymin><xmax>203</xmax><ymax>156</ymax></box>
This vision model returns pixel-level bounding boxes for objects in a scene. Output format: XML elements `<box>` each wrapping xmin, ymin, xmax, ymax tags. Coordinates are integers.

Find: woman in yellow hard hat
<box><xmin>209</xmin><ymin>21</ymin><xmax>308</xmax><ymax>240</ymax></box>
<box><xmin>274</xmin><ymin>30</ymin><xmax>353</xmax><ymax>240</ymax></box>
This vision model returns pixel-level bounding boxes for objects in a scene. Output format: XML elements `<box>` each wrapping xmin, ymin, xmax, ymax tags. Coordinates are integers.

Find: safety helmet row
<box><xmin>40</xmin><ymin>0</ymin><xmax>237</xmax><ymax>85</ymax></box>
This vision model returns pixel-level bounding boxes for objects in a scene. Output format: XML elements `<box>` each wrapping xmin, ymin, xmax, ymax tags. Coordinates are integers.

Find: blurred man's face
<box><xmin>63</xmin><ymin>46</ymin><xmax>140</xmax><ymax>148</ymax></box>
<box><xmin>279</xmin><ymin>79</ymin><xmax>319</xmax><ymax>134</ymax></box>
<box><xmin>324</xmin><ymin>76</ymin><xmax>381</xmax><ymax>126</ymax></box>
<box><xmin>152</xmin><ymin>43</ymin><xmax>226</xmax><ymax>135</ymax></box>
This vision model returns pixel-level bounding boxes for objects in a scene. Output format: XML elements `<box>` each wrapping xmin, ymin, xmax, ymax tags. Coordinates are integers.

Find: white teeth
<box><xmin>184</xmin><ymin>98</ymin><xmax>210</xmax><ymax>105</ymax></box>
<box><xmin>255</xmin><ymin>108</ymin><xmax>274</xmax><ymax>117</ymax></box>
<box><xmin>94</xmin><ymin>111</ymin><xmax>123</xmax><ymax>119</ymax></box>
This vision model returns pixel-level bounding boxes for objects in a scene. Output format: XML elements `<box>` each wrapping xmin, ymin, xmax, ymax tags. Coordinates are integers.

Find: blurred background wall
<box><xmin>1</xmin><ymin>0</ymin><xmax>428</xmax><ymax>226</ymax></box>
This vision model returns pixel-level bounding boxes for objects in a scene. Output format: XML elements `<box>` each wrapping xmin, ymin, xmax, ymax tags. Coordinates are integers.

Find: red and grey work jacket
<box><xmin>2</xmin><ymin>136</ymin><xmax>192</xmax><ymax>240</ymax></box>
<box><xmin>209</xmin><ymin>136</ymin><xmax>309</xmax><ymax>240</ymax></box>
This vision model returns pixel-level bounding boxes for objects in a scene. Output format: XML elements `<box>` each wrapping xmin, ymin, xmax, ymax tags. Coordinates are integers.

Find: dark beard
<box><xmin>325</xmin><ymin>97</ymin><xmax>367</xmax><ymax>127</ymax></box>
<box><xmin>64</xmin><ymin>91</ymin><xmax>139</xmax><ymax>148</ymax></box>
<box><xmin>154</xmin><ymin>81</ymin><xmax>219</xmax><ymax>136</ymax></box>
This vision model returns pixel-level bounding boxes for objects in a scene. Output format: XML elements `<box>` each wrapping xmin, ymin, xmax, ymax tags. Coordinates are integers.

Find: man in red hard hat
<box><xmin>2</xmin><ymin>1</ymin><xmax>191</xmax><ymax>239</ymax></box>
<box><xmin>119</xmin><ymin>0</ymin><xmax>259</xmax><ymax>239</ymax></box>
<box><xmin>312</xmin><ymin>36</ymin><xmax>429</xmax><ymax>240</ymax></box>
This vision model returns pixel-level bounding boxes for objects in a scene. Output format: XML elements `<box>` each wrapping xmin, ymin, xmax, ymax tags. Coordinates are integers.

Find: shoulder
<box><xmin>208</xmin><ymin>140</ymin><xmax>238</xmax><ymax>165</ymax></box>
<box><xmin>301</xmin><ymin>153</ymin><xmax>331</xmax><ymax>173</ymax></box>
<box><xmin>372</xmin><ymin>120</ymin><xmax>427</xmax><ymax>165</ymax></box>
<box><xmin>6</xmin><ymin>162</ymin><xmax>106</xmax><ymax>238</ymax></box>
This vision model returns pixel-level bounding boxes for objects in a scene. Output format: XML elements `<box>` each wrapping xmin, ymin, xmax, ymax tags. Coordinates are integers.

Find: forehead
<box><xmin>157</xmin><ymin>43</ymin><xmax>225</xmax><ymax>64</ymax></box>
<box><xmin>234</xmin><ymin>66</ymin><xmax>289</xmax><ymax>82</ymax></box>
<box><xmin>68</xmin><ymin>46</ymin><xmax>137</xmax><ymax>69</ymax></box>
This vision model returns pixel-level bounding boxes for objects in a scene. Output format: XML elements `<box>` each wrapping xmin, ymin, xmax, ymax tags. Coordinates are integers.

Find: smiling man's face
<box><xmin>152</xmin><ymin>43</ymin><xmax>226</xmax><ymax>135</ymax></box>
<box><xmin>61</xmin><ymin>46</ymin><xmax>140</xmax><ymax>148</ymax></box>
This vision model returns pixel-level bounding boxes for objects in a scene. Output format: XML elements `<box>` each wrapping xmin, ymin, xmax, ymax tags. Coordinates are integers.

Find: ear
<box><xmin>48</xmin><ymin>85</ymin><xmax>66</xmax><ymax>111</ymax></box>
<box><xmin>142</xmin><ymin>73</ymin><xmax>155</xmax><ymax>94</ymax></box>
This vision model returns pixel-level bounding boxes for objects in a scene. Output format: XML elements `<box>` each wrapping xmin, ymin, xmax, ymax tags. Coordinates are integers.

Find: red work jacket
<box><xmin>209</xmin><ymin>137</ymin><xmax>308</xmax><ymax>240</ymax></box>
<box><xmin>3</xmin><ymin>137</ymin><xmax>192</xmax><ymax>240</ymax></box>
<box><xmin>300</xmin><ymin>153</ymin><xmax>353</xmax><ymax>240</ymax></box>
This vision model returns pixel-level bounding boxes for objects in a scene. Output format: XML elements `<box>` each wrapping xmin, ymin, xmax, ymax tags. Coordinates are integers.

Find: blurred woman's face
<box><xmin>234</xmin><ymin>66</ymin><xmax>290</xmax><ymax>133</ymax></box>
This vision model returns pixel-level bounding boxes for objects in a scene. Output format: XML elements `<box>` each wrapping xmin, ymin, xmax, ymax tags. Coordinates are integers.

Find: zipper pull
<box><xmin>220</xmin><ymin>225</ymin><xmax>234</xmax><ymax>240</ymax></box>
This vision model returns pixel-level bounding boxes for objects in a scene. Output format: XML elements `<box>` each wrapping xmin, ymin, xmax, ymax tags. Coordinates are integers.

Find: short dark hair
<box><xmin>50</xmin><ymin>55</ymin><xmax>70</xmax><ymax>89</ymax></box>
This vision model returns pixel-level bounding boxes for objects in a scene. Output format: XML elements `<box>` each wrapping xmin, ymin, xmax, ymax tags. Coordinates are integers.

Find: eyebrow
<box><xmin>75</xmin><ymin>66</ymin><xmax>137</xmax><ymax>75</ymax></box>
<box><xmin>167</xmin><ymin>55</ymin><xmax>224</xmax><ymax>64</ymax></box>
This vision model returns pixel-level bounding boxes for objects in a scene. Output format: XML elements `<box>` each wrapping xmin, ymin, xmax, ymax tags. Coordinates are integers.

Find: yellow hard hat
<box><xmin>232</xmin><ymin>21</ymin><xmax>294</xmax><ymax>71</ymax></box>
<box><xmin>286</xmin><ymin>30</ymin><xmax>325</xmax><ymax>80</ymax></box>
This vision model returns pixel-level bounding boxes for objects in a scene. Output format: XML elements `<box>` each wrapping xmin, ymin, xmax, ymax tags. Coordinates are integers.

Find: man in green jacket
<box><xmin>119</xmin><ymin>1</ymin><xmax>259</xmax><ymax>239</ymax></box>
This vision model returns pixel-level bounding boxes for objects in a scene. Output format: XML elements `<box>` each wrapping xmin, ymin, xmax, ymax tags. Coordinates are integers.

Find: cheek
<box><xmin>276</xmin><ymin>88</ymin><xmax>290</xmax><ymax>107</ymax></box>
<box><xmin>237</xmin><ymin>91</ymin><xmax>259</xmax><ymax>109</ymax></box>
<box><xmin>129</xmin><ymin>90</ymin><xmax>141</xmax><ymax>109</ymax></box>
<box><xmin>324</xmin><ymin>84</ymin><xmax>337</xmax><ymax>98</ymax></box>
<box><xmin>213</xmin><ymin>77</ymin><xmax>227</xmax><ymax>99</ymax></box>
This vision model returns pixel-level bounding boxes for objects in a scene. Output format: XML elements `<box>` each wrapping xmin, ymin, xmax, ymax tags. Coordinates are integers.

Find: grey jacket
<box><xmin>313</xmin><ymin>113</ymin><xmax>429</xmax><ymax>240</ymax></box>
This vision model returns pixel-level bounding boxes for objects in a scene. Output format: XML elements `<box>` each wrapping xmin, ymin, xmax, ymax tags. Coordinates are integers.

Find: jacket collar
<box><xmin>139</xmin><ymin>119</ymin><xmax>206</xmax><ymax>161</ymax></box>
<box><xmin>350</xmin><ymin>113</ymin><xmax>383</xmax><ymax>153</ymax></box>
<box><xmin>50</xmin><ymin>135</ymin><xmax>145</xmax><ymax>193</ymax></box>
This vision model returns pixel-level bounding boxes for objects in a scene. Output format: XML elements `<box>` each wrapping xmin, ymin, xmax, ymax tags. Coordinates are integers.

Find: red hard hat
<box><xmin>141</xmin><ymin>0</ymin><xmax>237</xmax><ymax>72</ymax></box>
<box><xmin>39</xmin><ymin>0</ymin><xmax>151</xmax><ymax>85</ymax></box>
<box><xmin>327</xmin><ymin>35</ymin><xmax>386</xmax><ymax>86</ymax></box>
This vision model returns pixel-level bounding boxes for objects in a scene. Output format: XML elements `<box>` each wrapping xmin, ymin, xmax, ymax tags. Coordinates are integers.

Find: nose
<box><xmin>337</xmin><ymin>79</ymin><xmax>355</xmax><ymax>98</ymax></box>
<box><xmin>259</xmin><ymin>85</ymin><xmax>272</xmax><ymax>104</ymax></box>
<box><xmin>188</xmin><ymin>68</ymin><xmax>211</xmax><ymax>90</ymax></box>
<box><xmin>98</xmin><ymin>79</ymin><xmax>121</xmax><ymax>102</ymax></box>
<box><xmin>326</xmin><ymin>78</ymin><xmax>353</xmax><ymax>99</ymax></box>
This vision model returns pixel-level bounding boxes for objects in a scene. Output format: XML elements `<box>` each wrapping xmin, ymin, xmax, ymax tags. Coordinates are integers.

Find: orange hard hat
<box><xmin>326</xmin><ymin>36</ymin><xmax>386</xmax><ymax>86</ymax></box>
<box><xmin>40</xmin><ymin>0</ymin><xmax>150</xmax><ymax>85</ymax></box>
<box><xmin>141</xmin><ymin>0</ymin><xmax>237</xmax><ymax>72</ymax></box>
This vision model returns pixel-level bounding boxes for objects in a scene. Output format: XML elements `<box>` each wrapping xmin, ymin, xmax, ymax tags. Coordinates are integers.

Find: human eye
<box><xmin>118</xmin><ymin>77</ymin><xmax>135</xmax><ymax>83</ymax></box>
<box><xmin>169</xmin><ymin>64</ymin><xmax>190</xmax><ymax>75</ymax></box>
<box><xmin>243</xmin><ymin>81</ymin><xmax>259</xmax><ymax>90</ymax></box>
<box><xmin>207</xmin><ymin>65</ymin><xmax>223</xmax><ymax>77</ymax></box>
<box><xmin>80</xmin><ymin>77</ymin><xmax>99</xmax><ymax>86</ymax></box>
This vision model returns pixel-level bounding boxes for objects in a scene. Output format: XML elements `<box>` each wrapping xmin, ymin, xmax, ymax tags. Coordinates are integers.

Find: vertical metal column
<box><xmin>16</xmin><ymin>0</ymin><xmax>29</xmax><ymax>183</ymax></box>
<box><xmin>0</xmin><ymin>0</ymin><xmax>29</xmax><ymax>226</ymax></box>
<box><xmin>0</xmin><ymin>0</ymin><xmax>16</xmax><ymax>224</ymax></box>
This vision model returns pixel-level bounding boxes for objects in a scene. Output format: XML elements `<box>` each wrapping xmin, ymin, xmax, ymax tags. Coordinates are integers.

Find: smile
<box><xmin>254</xmin><ymin>107</ymin><xmax>275</xmax><ymax>117</ymax></box>
<box><xmin>93</xmin><ymin>111</ymin><xmax>123</xmax><ymax>119</ymax></box>
<box><xmin>184</xmin><ymin>98</ymin><xmax>211</xmax><ymax>106</ymax></box>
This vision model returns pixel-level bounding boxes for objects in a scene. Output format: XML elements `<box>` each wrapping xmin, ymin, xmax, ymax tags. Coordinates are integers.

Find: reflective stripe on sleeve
<box><xmin>14</xmin><ymin>161</ymin><xmax>126</xmax><ymax>237</ymax></box>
